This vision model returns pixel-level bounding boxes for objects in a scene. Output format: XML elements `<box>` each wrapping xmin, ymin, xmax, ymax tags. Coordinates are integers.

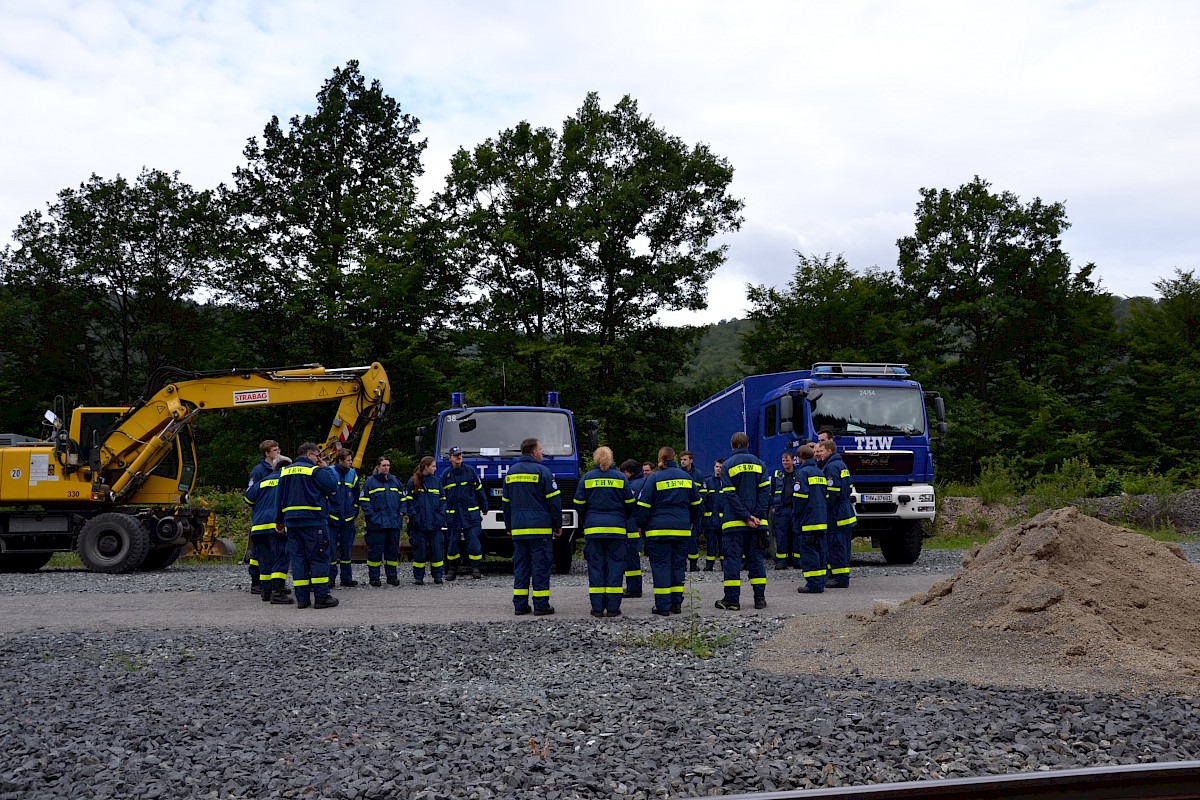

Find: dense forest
<box><xmin>1</xmin><ymin>62</ymin><xmax>1197</xmax><ymax>490</ymax></box>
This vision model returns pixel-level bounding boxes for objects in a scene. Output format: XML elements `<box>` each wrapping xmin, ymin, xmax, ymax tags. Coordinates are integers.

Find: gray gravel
<box><xmin>3</xmin><ymin>544</ymin><xmax>1200</xmax><ymax>798</ymax></box>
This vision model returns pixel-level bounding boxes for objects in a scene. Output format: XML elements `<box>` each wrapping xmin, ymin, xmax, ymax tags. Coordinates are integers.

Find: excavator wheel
<box><xmin>0</xmin><ymin>552</ymin><xmax>53</xmax><ymax>573</ymax></box>
<box><xmin>77</xmin><ymin>513</ymin><xmax>151</xmax><ymax>573</ymax></box>
<box><xmin>138</xmin><ymin>545</ymin><xmax>184</xmax><ymax>571</ymax></box>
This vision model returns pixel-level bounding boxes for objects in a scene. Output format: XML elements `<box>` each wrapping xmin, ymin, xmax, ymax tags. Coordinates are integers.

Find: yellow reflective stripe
<box><xmin>585</xmin><ymin>477</ymin><xmax>624</xmax><ymax>489</ymax></box>
<box><xmin>250</xmin><ymin>523</ymin><xmax>276</xmax><ymax>531</ymax></box>
<box><xmin>720</xmin><ymin>487</ymin><xmax>735</xmax><ymax>493</ymax></box>
<box><xmin>589</xmin><ymin>587</ymin><xmax>605</xmax><ymax>594</ymax></box>
<box><xmin>689</xmin><ymin>499</ymin><xmax>703</xmax><ymax>506</ymax></box>
<box><xmin>721</xmin><ymin>520</ymin><xmax>746</xmax><ymax>530</ymax></box>
<box><xmin>827</xmin><ymin>487</ymin><xmax>841</xmax><ymax>492</ymax></box>
<box><xmin>585</xmin><ymin>527</ymin><xmax>627</xmax><ymax>535</ymax></box>
<box><xmin>366</xmin><ymin>559</ymin><xmax>382</xmax><ymax>567</ymax></box>
<box><xmin>808</xmin><ymin>476</ymin><xmax>827</xmax><ymax>485</ymax></box>
<box><xmin>723</xmin><ymin>579</ymin><xmax>741</xmax><ymax>587</ymax></box>
<box><xmin>311</xmin><ymin>576</ymin><xmax>329</xmax><ymax>585</ymax></box>
<box><xmin>281</xmin><ymin>465</ymin><xmax>315</xmax><ymax>477</ymax></box>
<box><xmin>546</xmin><ymin>490</ymin><xmax>561</xmax><ymax>499</ymax></box>
<box><xmin>532</xmin><ymin>590</ymin><xmax>550</xmax><ymax>598</ymax></box>
<box><xmin>637</xmin><ymin>501</ymin><xmax>651</xmax><ymax>508</ymax></box>
<box><xmin>840</xmin><ymin>469</ymin><xmax>850</xmax><ymax>478</ymax></box>
<box><xmin>282</xmin><ymin>505</ymin><xmax>322</xmax><ymax>512</ymax></box>
<box><xmin>837</xmin><ymin>516</ymin><xmax>858</xmax><ymax>526</ymax></box>
<box><xmin>726</xmin><ymin>463</ymin><xmax>762</xmax><ymax>477</ymax></box>
<box><xmin>802</xmin><ymin>569</ymin><xmax>825</xmax><ymax>578</ymax></box>
<box><xmin>624</xmin><ymin>569</ymin><xmax>642</xmax><ymax>577</ymax></box>
<box><xmin>444</xmin><ymin>482</ymin><xmax>459</xmax><ymax>489</ymax></box>
<box><xmin>505</xmin><ymin>473</ymin><xmax>540</xmax><ymax>483</ymax></box>
<box><xmin>645</xmin><ymin>529</ymin><xmax>691</xmax><ymax>537</ymax></box>
<box><xmin>654</xmin><ymin>587</ymin><xmax>672</xmax><ymax>595</ymax></box>
<box><xmin>655</xmin><ymin>479</ymin><xmax>693</xmax><ymax>491</ymax></box>
<box><xmin>260</xmin><ymin>478</ymin><xmax>279</xmax><ymax>488</ymax></box>
<box><xmin>626</xmin><ymin>531</ymin><xmax>640</xmax><ymax>539</ymax></box>
<box><xmin>512</xmin><ymin>528</ymin><xmax>552</xmax><ymax>536</ymax></box>
<box><xmin>293</xmin><ymin>578</ymin><xmax>311</xmax><ymax>587</ymax></box>
<box><xmin>513</xmin><ymin>589</ymin><xmax>529</xmax><ymax>596</ymax></box>
<box><xmin>574</xmin><ymin>498</ymin><xmax>587</xmax><ymax>505</ymax></box>
<box><xmin>606</xmin><ymin>587</ymin><xmax>624</xmax><ymax>594</ymax></box>
<box><xmin>749</xmin><ymin>577</ymin><xmax>767</xmax><ymax>585</ymax></box>
<box><xmin>802</xmin><ymin>523</ymin><xmax>828</xmax><ymax>531</ymax></box>
<box><xmin>758</xmin><ymin>480</ymin><xmax>771</xmax><ymax>488</ymax></box>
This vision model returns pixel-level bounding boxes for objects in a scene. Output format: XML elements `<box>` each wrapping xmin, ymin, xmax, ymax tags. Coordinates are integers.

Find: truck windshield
<box><xmin>439</xmin><ymin>410</ymin><xmax>575</xmax><ymax>457</ymax></box>
<box><xmin>810</xmin><ymin>387</ymin><xmax>925</xmax><ymax>436</ymax></box>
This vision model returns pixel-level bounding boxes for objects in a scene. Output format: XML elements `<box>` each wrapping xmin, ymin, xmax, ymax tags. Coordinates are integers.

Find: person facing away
<box><xmin>406</xmin><ymin>456</ymin><xmax>448</xmax><ymax>585</ymax></box>
<box><xmin>635</xmin><ymin>446</ymin><xmax>703</xmax><ymax>617</ymax></box>
<box><xmin>502</xmin><ymin>437</ymin><xmax>562</xmax><ymax>616</ymax></box>
<box><xmin>574</xmin><ymin>446</ymin><xmax>632</xmax><ymax>618</ymax></box>
<box><xmin>275</xmin><ymin>443</ymin><xmax>339</xmax><ymax>609</ymax></box>
<box><xmin>716</xmin><ymin>432</ymin><xmax>770</xmax><ymax>611</ymax></box>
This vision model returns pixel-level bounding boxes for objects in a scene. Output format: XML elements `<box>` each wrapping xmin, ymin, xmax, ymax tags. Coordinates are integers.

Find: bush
<box><xmin>975</xmin><ymin>455</ymin><xmax>1023</xmax><ymax>505</ymax></box>
<box><xmin>1028</xmin><ymin>457</ymin><xmax>1098</xmax><ymax>511</ymax></box>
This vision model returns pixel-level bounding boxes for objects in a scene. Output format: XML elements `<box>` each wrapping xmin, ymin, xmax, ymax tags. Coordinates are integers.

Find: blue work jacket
<box><xmin>821</xmin><ymin>453</ymin><xmax>857</xmax><ymax>528</ymax></box>
<box><xmin>794</xmin><ymin>458</ymin><xmax>828</xmax><ymax>533</ymax></box>
<box><xmin>635</xmin><ymin>461</ymin><xmax>702</xmax><ymax>537</ymax></box>
<box><xmin>627</xmin><ymin>475</ymin><xmax>648</xmax><ymax>537</ymax></box>
<box><xmin>328</xmin><ymin>463</ymin><xmax>360</xmax><ymax>524</ymax></box>
<box><xmin>440</xmin><ymin>463</ymin><xmax>488</xmax><ymax>525</ymax></box>
<box><xmin>248</xmin><ymin>456</ymin><xmax>273</xmax><ymax>487</ymax></box>
<box><xmin>574</xmin><ymin>467</ymin><xmax>632</xmax><ymax>538</ymax></box>
<box><xmin>244</xmin><ymin>468</ymin><xmax>284</xmax><ymax>535</ymax></box>
<box><xmin>502</xmin><ymin>455</ymin><xmax>562</xmax><ymax>538</ymax></box>
<box><xmin>274</xmin><ymin>456</ymin><xmax>337</xmax><ymax>527</ymax></box>
<box><xmin>361</xmin><ymin>472</ymin><xmax>405</xmax><ymax>531</ymax></box>
<box><xmin>720</xmin><ymin>449</ymin><xmax>770</xmax><ymax>531</ymax></box>
<box><xmin>407</xmin><ymin>473</ymin><xmax>447</xmax><ymax>532</ymax></box>
<box><xmin>702</xmin><ymin>474</ymin><xmax>725</xmax><ymax>531</ymax></box>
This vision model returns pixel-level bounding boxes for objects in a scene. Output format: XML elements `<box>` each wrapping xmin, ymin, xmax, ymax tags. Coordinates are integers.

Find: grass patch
<box><xmin>627</xmin><ymin>587</ymin><xmax>735</xmax><ymax>659</ymax></box>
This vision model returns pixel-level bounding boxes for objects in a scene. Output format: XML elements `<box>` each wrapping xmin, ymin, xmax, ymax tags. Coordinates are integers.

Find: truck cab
<box><xmin>418</xmin><ymin>392</ymin><xmax>598</xmax><ymax>573</ymax></box>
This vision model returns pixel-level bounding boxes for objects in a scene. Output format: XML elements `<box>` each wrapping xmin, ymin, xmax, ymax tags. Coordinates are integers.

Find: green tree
<box><xmin>222</xmin><ymin>60</ymin><xmax>432</xmax><ymax>365</ymax></box>
<box><xmin>1</xmin><ymin>168</ymin><xmax>224</xmax><ymax>408</ymax></box>
<box><xmin>742</xmin><ymin>252</ymin><xmax>907</xmax><ymax>374</ymax></box>
<box><xmin>435</xmin><ymin>92</ymin><xmax>743</xmax><ymax>458</ymax></box>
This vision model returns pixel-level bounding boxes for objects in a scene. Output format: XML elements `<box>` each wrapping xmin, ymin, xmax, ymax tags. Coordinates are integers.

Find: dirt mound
<box><xmin>757</xmin><ymin>507</ymin><xmax>1200</xmax><ymax>695</ymax></box>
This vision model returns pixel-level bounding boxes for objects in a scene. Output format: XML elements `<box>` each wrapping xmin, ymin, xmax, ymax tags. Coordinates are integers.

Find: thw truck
<box><xmin>685</xmin><ymin>363</ymin><xmax>946</xmax><ymax>564</ymax></box>
<box><xmin>416</xmin><ymin>393</ymin><xmax>598</xmax><ymax>574</ymax></box>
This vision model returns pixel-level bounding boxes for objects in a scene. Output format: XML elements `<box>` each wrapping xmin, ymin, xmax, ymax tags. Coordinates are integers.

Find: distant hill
<box><xmin>680</xmin><ymin>317</ymin><xmax>753</xmax><ymax>387</ymax></box>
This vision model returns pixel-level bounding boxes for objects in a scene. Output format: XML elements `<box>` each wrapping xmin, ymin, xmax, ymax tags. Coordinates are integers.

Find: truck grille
<box><xmin>843</xmin><ymin>452</ymin><xmax>914</xmax><ymax>475</ymax></box>
<box><xmin>482</xmin><ymin>477</ymin><xmax>578</xmax><ymax>510</ymax></box>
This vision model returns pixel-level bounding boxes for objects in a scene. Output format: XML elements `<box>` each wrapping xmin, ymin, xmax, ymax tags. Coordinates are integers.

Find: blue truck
<box><xmin>685</xmin><ymin>363</ymin><xmax>947</xmax><ymax>564</ymax></box>
<box><xmin>415</xmin><ymin>392</ymin><xmax>598</xmax><ymax>573</ymax></box>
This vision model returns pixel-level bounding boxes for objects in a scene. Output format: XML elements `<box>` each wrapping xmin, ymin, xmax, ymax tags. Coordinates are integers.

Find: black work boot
<box><xmin>314</xmin><ymin>594</ymin><xmax>340</xmax><ymax>609</ymax></box>
<box><xmin>271</xmin><ymin>579</ymin><xmax>294</xmax><ymax>604</ymax></box>
<box><xmin>445</xmin><ymin>567</ymin><xmax>457</xmax><ymax>582</ymax></box>
<box><xmin>688</xmin><ymin>558</ymin><xmax>698</xmax><ymax>572</ymax></box>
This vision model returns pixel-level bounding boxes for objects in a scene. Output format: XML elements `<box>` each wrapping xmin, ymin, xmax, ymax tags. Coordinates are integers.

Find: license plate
<box><xmin>860</xmin><ymin>494</ymin><xmax>892</xmax><ymax>503</ymax></box>
<box><xmin>491</xmin><ymin>488</ymin><xmax>503</xmax><ymax>497</ymax></box>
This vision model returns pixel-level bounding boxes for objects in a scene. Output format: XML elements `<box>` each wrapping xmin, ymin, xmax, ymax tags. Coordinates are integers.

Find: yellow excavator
<box><xmin>0</xmin><ymin>363</ymin><xmax>390</xmax><ymax>573</ymax></box>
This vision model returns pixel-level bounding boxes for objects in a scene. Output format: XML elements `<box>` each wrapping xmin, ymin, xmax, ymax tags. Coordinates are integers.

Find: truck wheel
<box><xmin>77</xmin><ymin>513</ymin><xmax>151</xmax><ymax>573</ymax></box>
<box><xmin>552</xmin><ymin>537</ymin><xmax>575</xmax><ymax>574</ymax></box>
<box><xmin>138</xmin><ymin>545</ymin><xmax>183</xmax><ymax>571</ymax></box>
<box><xmin>0</xmin><ymin>552</ymin><xmax>53</xmax><ymax>573</ymax></box>
<box><xmin>879</xmin><ymin>521</ymin><xmax>924</xmax><ymax>565</ymax></box>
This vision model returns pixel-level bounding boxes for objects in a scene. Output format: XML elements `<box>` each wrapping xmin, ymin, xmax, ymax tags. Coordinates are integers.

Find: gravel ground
<box><xmin>3</xmin><ymin>544</ymin><xmax>1200</xmax><ymax>799</ymax></box>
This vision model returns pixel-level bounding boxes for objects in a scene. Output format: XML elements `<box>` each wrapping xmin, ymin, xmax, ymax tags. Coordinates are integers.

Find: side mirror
<box><xmin>779</xmin><ymin>395</ymin><xmax>794</xmax><ymax>424</ymax></box>
<box><xmin>938</xmin><ymin>421</ymin><xmax>948</xmax><ymax>435</ymax></box>
<box><xmin>414</xmin><ymin>426</ymin><xmax>425</xmax><ymax>457</ymax></box>
<box><xmin>806</xmin><ymin>388</ymin><xmax>823</xmax><ymax>404</ymax></box>
<box><xmin>44</xmin><ymin>409</ymin><xmax>62</xmax><ymax>429</ymax></box>
<box><xmin>933</xmin><ymin>396</ymin><xmax>946</xmax><ymax>423</ymax></box>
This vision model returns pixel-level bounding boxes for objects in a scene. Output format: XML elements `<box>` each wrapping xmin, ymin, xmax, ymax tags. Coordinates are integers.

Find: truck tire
<box><xmin>77</xmin><ymin>513</ymin><xmax>151</xmax><ymax>573</ymax></box>
<box><xmin>553</xmin><ymin>536</ymin><xmax>575</xmax><ymax>574</ymax></box>
<box><xmin>0</xmin><ymin>552</ymin><xmax>53</xmax><ymax>573</ymax></box>
<box><xmin>879</xmin><ymin>521</ymin><xmax>924</xmax><ymax>565</ymax></box>
<box><xmin>138</xmin><ymin>545</ymin><xmax>183</xmax><ymax>571</ymax></box>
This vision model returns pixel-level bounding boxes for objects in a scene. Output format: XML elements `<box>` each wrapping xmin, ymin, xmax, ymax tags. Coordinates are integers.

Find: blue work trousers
<box><xmin>720</xmin><ymin>528</ymin><xmax>767</xmax><ymax>605</ymax></box>
<box><xmin>513</xmin><ymin>537</ymin><xmax>552</xmax><ymax>612</ymax></box>
<box><xmin>446</xmin><ymin>518</ymin><xmax>483</xmax><ymax>570</ymax></box>
<box><xmin>327</xmin><ymin>521</ymin><xmax>357</xmax><ymax>583</ymax></box>
<box><xmin>826</xmin><ymin>521</ymin><xmax>854</xmax><ymax>586</ymax></box>
<box><xmin>645</xmin><ymin>537</ymin><xmax>688</xmax><ymax>613</ymax></box>
<box><xmin>772</xmin><ymin>510</ymin><xmax>799</xmax><ymax>566</ymax></box>
<box><xmin>409</xmin><ymin>527</ymin><xmax>445</xmax><ymax>581</ymax></box>
<box><xmin>288</xmin><ymin>524</ymin><xmax>332</xmax><ymax>604</ymax></box>
<box><xmin>584</xmin><ymin>536</ymin><xmax>627</xmax><ymax>614</ymax></box>
<box><xmin>687</xmin><ymin>519</ymin><xmax>704</xmax><ymax>562</ymax></box>
<box><xmin>800</xmin><ymin>531</ymin><xmax>830</xmax><ymax>591</ymax></box>
<box><xmin>365</xmin><ymin>528</ymin><xmax>400</xmax><ymax>581</ymax></box>
<box><xmin>701</xmin><ymin>525</ymin><xmax>721</xmax><ymax>564</ymax></box>
<box><xmin>624</xmin><ymin>535</ymin><xmax>643</xmax><ymax>594</ymax></box>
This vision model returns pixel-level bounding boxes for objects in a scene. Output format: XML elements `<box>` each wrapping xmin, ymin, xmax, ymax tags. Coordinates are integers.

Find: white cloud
<box><xmin>2</xmin><ymin>0</ymin><xmax>1197</xmax><ymax>319</ymax></box>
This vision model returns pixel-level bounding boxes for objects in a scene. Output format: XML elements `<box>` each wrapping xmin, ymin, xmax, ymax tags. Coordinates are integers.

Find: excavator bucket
<box><xmin>181</xmin><ymin>503</ymin><xmax>238</xmax><ymax>559</ymax></box>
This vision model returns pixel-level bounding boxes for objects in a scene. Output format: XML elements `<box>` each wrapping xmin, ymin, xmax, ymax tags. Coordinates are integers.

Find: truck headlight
<box><xmin>919</xmin><ymin>493</ymin><xmax>935</xmax><ymax>503</ymax></box>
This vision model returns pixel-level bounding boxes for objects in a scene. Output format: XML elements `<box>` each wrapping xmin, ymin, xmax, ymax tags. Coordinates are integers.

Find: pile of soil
<box><xmin>758</xmin><ymin>507</ymin><xmax>1200</xmax><ymax>695</ymax></box>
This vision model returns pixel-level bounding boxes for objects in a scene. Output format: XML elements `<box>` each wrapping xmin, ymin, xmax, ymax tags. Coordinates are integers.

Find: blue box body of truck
<box><xmin>685</xmin><ymin>364</ymin><xmax>945</xmax><ymax>564</ymax></box>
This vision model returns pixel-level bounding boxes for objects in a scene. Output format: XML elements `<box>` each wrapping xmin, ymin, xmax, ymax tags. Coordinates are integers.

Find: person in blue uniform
<box><xmin>245</xmin><ymin>438</ymin><xmax>280</xmax><ymax>594</ymax></box>
<box><xmin>440</xmin><ymin>446</ymin><xmax>488</xmax><ymax>580</ymax></box>
<box><xmin>817</xmin><ymin>439</ymin><xmax>857</xmax><ymax>588</ymax></box>
<box><xmin>701</xmin><ymin>459</ymin><xmax>725</xmax><ymax>571</ymax></box>
<box><xmin>360</xmin><ymin>456</ymin><xmax>405</xmax><ymax>587</ymax></box>
<box><xmin>619</xmin><ymin>459</ymin><xmax>645</xmax><ymax>598</ymax></box>
<box><xmin>716</xmin><ymin>432</ymin><xmax>770</xmax><ymax>611</ymax></box>
<box><xmin>326</xmin><ymin>448</ymin><xmax>360</xmax><ymax>588</ymax></box>
<box><xmin>680</xmin><ymin>450</ymin><xmax>707</xmax><ymax>572</ymax></box>
<box><xmin>503</xmin><ymin>438</ymin><xmax>562</xmax><ymax>616</ymax></box>
<box><xmin>574</xmin><ymin>446</ymin><xmax>631</xmax><ymax>618</ymax></box>
<box><xmin>770</xmin><ymin>451</ymin><xmax>801</xmax><ymax>570</ymax></box>
<box><xmin>244</xmin><ymin>454</ymin><xmax>293</xmax><ymax>604</ymax></box>
<box><xmin>635</xmin><ymin>446</ymin><xmax>703</xmax><ymax>616</ymax></box>
<box><xmin>274</xmin><ymin>443</ymin><xmax>339</xmax><ymax>609</ymax></box>
<box><xmin>407</xmin><ymin>456</ymin><xmax>448</xmax><ymax>585</ymax></box>
<box><xmin>795</xmin><ymin>443</ymin><xmax>830</xmax><ymax>594</ymax></box>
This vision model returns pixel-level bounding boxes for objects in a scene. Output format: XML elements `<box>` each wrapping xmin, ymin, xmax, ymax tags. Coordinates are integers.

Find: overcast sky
<box><xmin>2</xmin><ymin>1</ymin><xmax>1196</xmax><ymax>324</ymax></box>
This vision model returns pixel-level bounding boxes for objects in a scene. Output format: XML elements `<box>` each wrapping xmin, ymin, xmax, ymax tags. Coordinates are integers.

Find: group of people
<box><xmin>243</xmin><ymin>440</ymin><xmax>490</xmax><ymax>609</ymax></box>
<box><xmin>239</xmin><ymin>429</ymin><xmax>857</xmax><ymax>616</ymax></box>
